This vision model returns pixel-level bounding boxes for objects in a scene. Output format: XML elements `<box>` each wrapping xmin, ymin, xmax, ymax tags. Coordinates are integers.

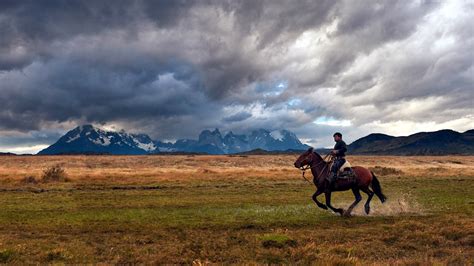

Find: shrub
<box><xmin>41</xmin><ymin>165</ymin><xmax>69</xmax><ymax>183</ymax></box>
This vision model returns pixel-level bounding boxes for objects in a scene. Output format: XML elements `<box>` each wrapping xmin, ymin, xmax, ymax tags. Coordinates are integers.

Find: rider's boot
<box><xmin>327</xmin><ymin>172</ymin><xmax>337</xmax><ymax>189</ymax></box>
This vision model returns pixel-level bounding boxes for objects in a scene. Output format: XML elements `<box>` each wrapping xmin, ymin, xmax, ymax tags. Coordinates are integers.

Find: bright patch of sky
<box><xmin>313</xmin><ymin>116</ymin><xmax>352</xmax><ymax>127</ymax></box>
<box><xmin>287</xmin><ymin>98</ymin><xmax>302</xmax><ymax>107</ymax></box>
<box><xmin>0</xmin><ymin>145</ymin><xmax>49</xmax><ymax>154</ymax></box>
<box><xmin>256</xmin><ymin>81</ymin><xmax>288</xmax><ymax>97</ymax></box>
<box><xmin>363</xmin><ymin>115</ymin><xmax>474</xmax><ymax>137</ymax></box>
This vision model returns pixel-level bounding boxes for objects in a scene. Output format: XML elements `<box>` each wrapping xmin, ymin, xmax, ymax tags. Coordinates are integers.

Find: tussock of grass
<box><xmin>44</xmin><ymin>248</ymin><xmax>71</xmax><ymax>262</ymax></box>
<box><xmin>0</xmin><ymin>249</ymin><xmax>14</xmax><ymax>263</ymax></box>
<box><xmin>21</xmin><ymin>175</ymin><xmax>38</xmax><ymax>184</ymax></box>
<box><xmin>41</xmin><ymin>164</ymin><xmax>69</xmax><ymax>183</ymax></box>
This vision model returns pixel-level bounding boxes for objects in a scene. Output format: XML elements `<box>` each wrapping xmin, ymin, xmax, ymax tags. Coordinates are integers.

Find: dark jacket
<box><xmin>333</xmin><ymin>140</ymin><xmax>347</xmax><ymax>157</ymax></box>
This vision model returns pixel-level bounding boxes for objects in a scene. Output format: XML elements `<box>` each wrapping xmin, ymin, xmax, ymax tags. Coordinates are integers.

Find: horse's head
<box><xmin>294</xmin><ymin>147</ymin><xmax>315</xmax><ymax>168</ymax></box>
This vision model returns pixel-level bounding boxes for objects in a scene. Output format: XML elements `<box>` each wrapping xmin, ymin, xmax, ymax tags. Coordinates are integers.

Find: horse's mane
<box><xmin>313</xmin><ymin>150</ymin><xmax>335</xmax><ymax>165</ymax></box>
<box><xmin>311</xmin><ymin>151</ymin><xmax>325</xmax><ymax>162</ymax></box>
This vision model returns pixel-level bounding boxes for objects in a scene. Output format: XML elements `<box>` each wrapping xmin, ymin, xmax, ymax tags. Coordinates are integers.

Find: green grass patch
<box><xmin>259</xmin><ymin>234</ymin><xmax>297</xmax><ymax>248</ymax></box>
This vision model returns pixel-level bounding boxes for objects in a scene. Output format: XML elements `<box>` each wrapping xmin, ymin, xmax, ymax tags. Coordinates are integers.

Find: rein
<box><xmin>299</xmin><ymin>153</ymin><xmax>332</xmax><ymax>184</ymax></box>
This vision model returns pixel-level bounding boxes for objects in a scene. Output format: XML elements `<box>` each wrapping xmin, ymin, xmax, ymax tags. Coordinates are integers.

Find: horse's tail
<box><xmin>370</xmin><ymin>171</ymin><xmax>386</xmax><ymax>203</ymax></box>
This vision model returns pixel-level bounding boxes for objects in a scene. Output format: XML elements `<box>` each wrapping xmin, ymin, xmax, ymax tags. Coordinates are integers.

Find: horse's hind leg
<box><xmin>344</xmin><ymin>188</ymin><xmax>362</xmax><ymax>216</ymax></box>
<box><xmin>325</xmin><ymin>191</ymin><xmax>344</xmax><ymax>215</ymax></box>
<box><xmin>361</xmin><ymin>187</ymin><xmax>374</xmax><ymax>214</ymax></box>
<box><xmin>312</xmin><ymin>189</ymin><xmax>327</xmax><ymax>210</ymax></box>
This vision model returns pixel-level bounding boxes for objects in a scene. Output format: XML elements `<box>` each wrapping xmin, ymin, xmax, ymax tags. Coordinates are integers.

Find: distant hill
<box><xmin>0</xmin><ymin>152</ymin><xmax>17</xmax><ymax>156</ymax></box>
<box><xmin>348</xmin><ymin>129</ymin><xmax>474</xmax><ymax>155</ymax></box>
<box><xmin>38</xmin><ymin>125</ymin><xmax>310</xmax><ymax>155</ymax></box>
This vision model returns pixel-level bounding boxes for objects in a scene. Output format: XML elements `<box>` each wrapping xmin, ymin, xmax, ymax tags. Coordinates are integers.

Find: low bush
<box><xmin>41</xmin><ymin>165</ymin><xmax>69</xmax><ymax>182</ymax></box>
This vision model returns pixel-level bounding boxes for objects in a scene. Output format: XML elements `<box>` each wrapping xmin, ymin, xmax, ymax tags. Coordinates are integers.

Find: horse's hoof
<box><xmin>365</xmin><ymin>206</ymin><xmax>370</xmax><ymax>215</ymax></box>
<box><xmin>337</xmin><ymin>209</ymin><xmax>345</xmax><ymax>216</ymax></box>
<box><xmin>343</xmin><ymin>211</ymin><xmax>352</xmax><ymax>217</ymax></box>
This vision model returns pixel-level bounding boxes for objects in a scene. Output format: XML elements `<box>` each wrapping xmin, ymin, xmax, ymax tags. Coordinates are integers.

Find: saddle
<box><xmin>337</xmin><ymin>167</ymin><xmax>356</xmax><ymax>179</ymax></box>
<box><xmin>334</xmin><ymin>160</ymin><xmax>356</xmax><ymax>179</ymax></box>
<box><xmin>323</xmin><ymin>156</ymin><xmax>357</xmax><ymax>180</ymax></box>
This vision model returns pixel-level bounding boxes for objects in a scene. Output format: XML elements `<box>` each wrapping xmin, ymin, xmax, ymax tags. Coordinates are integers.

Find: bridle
<box><xmin>298</xmin><ymin>153</ymin><xmax>332</xmax><ymax>184</ymax></box>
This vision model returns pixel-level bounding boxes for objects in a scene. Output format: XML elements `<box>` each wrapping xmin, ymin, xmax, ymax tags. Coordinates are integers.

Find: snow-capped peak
<box><xmin>131</xmin><ymin>134</ymin><xmax>156</xmax><ymax>152</ymax></box>
<box><xmin>270</xmin><ymin>130</ymin><xmax>284</xmax><ymax>141</ymax></box>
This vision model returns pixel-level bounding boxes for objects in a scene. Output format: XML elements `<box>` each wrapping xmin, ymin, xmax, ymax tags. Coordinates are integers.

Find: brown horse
<box><xmin>294</xmin><ymin>147</ymin><xmax>386</xmax><ymax>216</ymax></box>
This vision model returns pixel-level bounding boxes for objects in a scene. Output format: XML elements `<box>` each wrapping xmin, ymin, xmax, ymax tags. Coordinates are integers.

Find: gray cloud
<box><xmin>0</xmin><ymin>0</ymin><xmax>472</xmax><ymax>152</ymax></box>
<box><xmin>222</xmin><ymin>111</ymin><xmax>252</xmax><ymax>123</ymax></box>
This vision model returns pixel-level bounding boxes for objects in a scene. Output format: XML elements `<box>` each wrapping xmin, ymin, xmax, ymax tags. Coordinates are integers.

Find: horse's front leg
<box><xmin>325</xmin><ymin>191</ymin><xmax>344</xmax><ymax>215</ymax></box>
<box><xmin>312</xmin><ymin>189</ymin><xmax>327</xmax><ymax>210</ymax></box>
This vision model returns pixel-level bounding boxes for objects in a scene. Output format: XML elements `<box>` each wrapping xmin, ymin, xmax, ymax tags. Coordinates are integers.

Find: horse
<box><xmin>294</xmin><ymin>147</ymin><xmax>386</xmax><ymax>216</ymax></box>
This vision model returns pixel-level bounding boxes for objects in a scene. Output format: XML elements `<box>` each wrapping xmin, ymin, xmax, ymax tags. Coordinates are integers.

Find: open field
<box><xmin>0</xmin><ymin>155</ymin><xmax>473</xmax><ymax>264</ymax></box>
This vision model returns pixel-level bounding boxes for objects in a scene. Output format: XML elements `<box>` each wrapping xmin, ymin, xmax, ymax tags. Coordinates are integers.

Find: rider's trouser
<box><xmin>330</xmin><ymin>158</ymin><xmax>346</xmax><ymax>177</ymax></box>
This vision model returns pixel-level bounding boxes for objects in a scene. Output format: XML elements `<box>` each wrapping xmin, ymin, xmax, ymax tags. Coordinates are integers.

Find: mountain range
<box><xmin>37</xmin><ymin>125</ymin><xmax>310</xmax><ymax>155</ymax></box>
<box><xmin>32</xmin><ymin>125</ymin><xmax>474</xmax><ymax>155</ymax></box>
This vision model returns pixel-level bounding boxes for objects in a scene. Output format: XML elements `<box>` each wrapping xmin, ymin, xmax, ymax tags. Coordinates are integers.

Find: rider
<box><xmin>328</xmin><ymin>132</ymin><xmax>347</xmax><ymax>188</ymax></box>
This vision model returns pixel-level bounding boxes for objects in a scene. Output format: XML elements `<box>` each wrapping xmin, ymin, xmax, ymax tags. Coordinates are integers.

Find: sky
<box><xmin>0</xmin><ymin>0</ymin><xmax>473</xmax><ymax>154</ymax></box>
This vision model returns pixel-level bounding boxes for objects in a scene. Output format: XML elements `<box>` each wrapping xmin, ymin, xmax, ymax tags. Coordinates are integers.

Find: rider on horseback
<box><xmin>328</xmin><ymin>132</ymin><xmax>347</xmax><ymax>188</ymax></box>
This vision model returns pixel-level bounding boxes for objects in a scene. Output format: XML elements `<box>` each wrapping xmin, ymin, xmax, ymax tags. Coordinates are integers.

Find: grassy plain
<box><xmin>0</xmin><ymin>155</ymin><xmax>473</xmax><ymax>264</ymax></box>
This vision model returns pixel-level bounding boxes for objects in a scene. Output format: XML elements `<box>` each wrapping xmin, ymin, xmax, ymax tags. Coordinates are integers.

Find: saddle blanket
<box><xmin>339</xmin><ymin>160</ymin><xmax>351</xmax><ymax>173</ymax></box>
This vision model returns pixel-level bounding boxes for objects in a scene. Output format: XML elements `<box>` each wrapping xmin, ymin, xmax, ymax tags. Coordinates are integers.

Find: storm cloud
<box><xmin>0</xmin><ymin>0</ymin><xmax>473</xmax><ymax>152</ymax></box>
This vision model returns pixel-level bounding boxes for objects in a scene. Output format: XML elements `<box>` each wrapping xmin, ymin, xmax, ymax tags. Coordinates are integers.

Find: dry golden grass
<box><xmin>1</xmin><ymin>155</ymin><xmax>473</xmax><ymax>185</ymax></box>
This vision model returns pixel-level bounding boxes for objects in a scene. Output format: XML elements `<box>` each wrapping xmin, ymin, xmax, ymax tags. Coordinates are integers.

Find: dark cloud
<box><xmin>0</xmin><ymin>0</ymin><xmax>472</xmax><ymax>152</ymax></box>
<box><xmin>0</xmin><ymin>129</ymin><xmax>62</xmax><ymax>148</ymax></box>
